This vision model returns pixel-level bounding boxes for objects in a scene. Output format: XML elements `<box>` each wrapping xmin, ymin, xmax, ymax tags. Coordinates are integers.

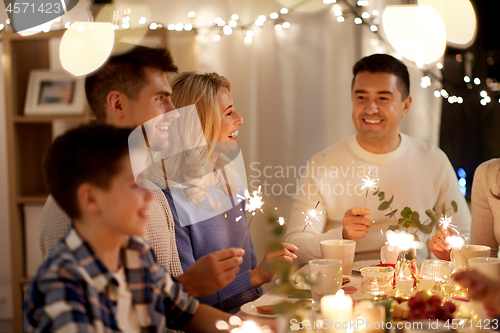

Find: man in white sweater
<box><xmin>284</xmin><ymin>54</ymin><xmax>471</xmax><ymax>265</ymax></box>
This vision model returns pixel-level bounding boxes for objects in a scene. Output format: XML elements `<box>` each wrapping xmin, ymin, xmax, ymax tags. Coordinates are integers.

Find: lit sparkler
<box><xmin>445</xmin><ymin>235</ymin><xmax>465</xmax><ymax>250</ymax></box>
<box><xmin>360</xmin><ymin>172</ymin><xmax>379</xmax><ymax>207</ymax></box>
<box><xmin>237</xmin><ymin>186</ymin><xmax>265</xmax><ymax>247</ymax></box>
<box><xmin>438</xmin><ymin>215</ymin><xmax>453</xmax><ymax>229</ymax></box>
<box><xmin>302</xmin><ymin>201</ymin><xmax>323</xmax><ymax>232</ymax></box>
<box><xmin>278</xmin><ymin>216</ymin><xmax>285</xmax><ymax>226</ymax></box>
<box><xmin>438</xmin><ymin>215</ymin><xmax>468</xmax><ymax>249</ymax></box>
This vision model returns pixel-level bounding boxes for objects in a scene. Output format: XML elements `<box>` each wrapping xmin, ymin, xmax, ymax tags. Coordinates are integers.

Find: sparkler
<box><xmin>278</xmin><ymin>217</ymin><xmax>286</xmax><ymax>226</ymax></box>
<box><xmin>302</xmin><ymin>201</ymin><xmax>322</xmax><ymax>232</ymax></box>
<box><xmin>438</xmin><ymin>215</ymin><xmax>468</xmax><ymax>249</ymax></box>
<box><xmin>360</xmin><ymin>172</ymin><xmax>379</xmax><ymax>207</ymax></box>
<box><xmin>237</xmin><ymin>186</ymin><xmax>264</xmax><ymax>247</ymax></box>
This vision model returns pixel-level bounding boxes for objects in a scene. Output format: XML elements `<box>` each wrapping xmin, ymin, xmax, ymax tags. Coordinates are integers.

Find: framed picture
<box><xmin>24</xmin><ymin>70</ymin><xmax>85</xmax><ymax>115</ymax></box>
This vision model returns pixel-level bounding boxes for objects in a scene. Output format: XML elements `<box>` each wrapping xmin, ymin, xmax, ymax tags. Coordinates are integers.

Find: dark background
<box><xmin>439</xmin><ymin>0</ymin><xmax>500</xmax><ymax>200</ymax></box>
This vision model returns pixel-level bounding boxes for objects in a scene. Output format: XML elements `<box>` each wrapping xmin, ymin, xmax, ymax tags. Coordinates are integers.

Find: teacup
<box><xmin>380</xmin><ymin>242</ymin><xmax>400</xmax><ymax>265</ymax></box>
<box><xmin>309</xmin><ymin>259</ymin><xmax>342</xmax><ymax>303</ymax></box>
<box><xmin>320</xmin><ymin>239</ymin><xmax>356</xmax><ymax>275</ymax></box>
<box><xmin>450</xmin><ymin>245</ymin><xmax>491</xmax><ymax>268</ymax></box>
<box><xmin>468</xmin><ymin>257</ymin><xmax>500</xmax><ymax>280</ymax></box>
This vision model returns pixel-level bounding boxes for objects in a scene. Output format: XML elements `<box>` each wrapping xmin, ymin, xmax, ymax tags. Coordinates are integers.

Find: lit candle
<box><xmin>321</xmin><ymin>289</ymin><xmax>353</xmax><ymax>333</ymax></box>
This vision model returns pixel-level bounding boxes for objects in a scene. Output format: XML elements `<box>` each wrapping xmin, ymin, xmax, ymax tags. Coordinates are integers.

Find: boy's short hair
<box><xmin>44</xmin><ymin>124</ymin><xmax>132</xmax><ymax>219</ymax></box>
<box><xmin>352</xmin><ymin>54</ymin><xmax>410</xmax><ymax>99</ymax></box>
<box><xmin>85</xmin><ymin>45</ymin><xmax>178</xmax><ymax>122</ymax></box>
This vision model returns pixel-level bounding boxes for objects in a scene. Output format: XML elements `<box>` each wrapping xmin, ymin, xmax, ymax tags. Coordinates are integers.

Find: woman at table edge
<box><xmin>429</xmin><ymin>158</ymin><xmax>500</xmax><ymax>259</ymax></box>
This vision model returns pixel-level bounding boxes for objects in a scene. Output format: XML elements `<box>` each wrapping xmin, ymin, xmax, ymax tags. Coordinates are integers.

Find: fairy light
<box><xmin>244</xmin><ymin>36</ymin><xmax>253</xmax><ymax>44</ymax></box>
<box><xmin>420</xmin><ymin>76</ymin><xmax>431</xmax><ymax>88</ymax></box>
<box><xmin>258</xmin><ymin>15</ymin><xmax>267</xmax><ymax>22</ymax></box>
<box><xmin>436</xmin><ymin>62</ymin><xmax>443</xmax><ymax>69</ymax></box>
<box><xmin>372</xmin><ymin>10</ymin><xmax>379</xmax><ymax>16</ymax></box>
<box><xmin>214</xmin><ymin>17</ymin><xmax>222</xmax><ymax>25</ymax></box>
<box><xmin>231</xmin><ymin>14</ymin><xmax>239</xmax><ymax>21</ymax></box>
<box><xmin>354</xmin><ymin>17</ymin><xmax>362</xmax><ymax>24</ymax></box>
<box><xmin>213</xmin><ymin>34</ymin><xmax>221</xmax><ymax>42</ymax></box>
<box><xmin>255</xmin><ymin>20</ymin><xmax>264</xmax><ymax>27</ymax></box>
<box><xmin>362</xmin><ymin>12</ymin><xmax>370</xmax><ymax>19</ymax></box>
<box><xmin>434</xmin><ymin>90</ymin><xmax>441</xmax><ymax>98</ymax></box>
<box><xmin>246</xmin><ymin>30</ymin><xmax>254</xmax><ymax>37</ymax></box>
<box><xmin>280</xmin><ymin>8</ymin><xmax>289</xmax><ymax>14</ymax></box>
<box><xmin>229</xmin><ymin>20</ymin><xmax>237</xmax><ymax>28</ymax></box>
<box><xmin>0</xmin><ymin>24</ymin><xmax>4</xmax><ymax>31</ymax></box>
<box><xmin>149</xmin><ymin>22</ymin><xmax>158</xmax><ymax>30</ymax></box>
<box><xmin>270</xmin><ymin>12</ymin><xmax>279</xmax><ymax>19</ymax></box>
<box><xmin>175</xmin><ymin>23</ymin><xmax>183</xmax><ymax>31</ymax></box>
<box><xmin>223</xmin><ymin>25</ymin><xmax>233</xmax><ymax>35</ymax></box>
<box><xmin>337</xmin><ymin>16</ymin><xmax>345</xmax><ymax>22</ymax></box>
<box><xmin>464</xmin><ymin>76</ymin><xmax>471</xmax><ymax>83</ymax></box>
<box><xmin>188</xmin><ymin>11</ymin><xmax>196</xmax><ymax>18</ymax></box>
<box><xmin>283</xmin><ymin>22</ymin><xmax>291</xmax><ymax>28</ymax></box>
<box><xmin>217</xmin><ymin>20</ymin><xmax>226</xmax><ymax>27</ymax></box>
<box><xmin>275</xmin><ymin>24</ymin><xmax>282</xmax><ymax>31</ymax></box>
<box><xmin>357</xmin><ymin>0</ymin><xmax>369</xmax><ymax>6</ymax></box>
<box><xmin>474</xmin><ymin>78</ymin><xmax>481</xmax><ymax>85</ymax></box>
<box><xmin>480</xmin><ymin>90</ymin><xmax>487</xmax><ymax>98</ymax></box>
<box><xmin>167</xmin><ymin>24</ymin><xmax>175</xmax><ymax>30</ymax></box>
<box><xmin>440</xmin><ymin>89</ymin><xmax>449</xmax><ymax>98</ymax></box>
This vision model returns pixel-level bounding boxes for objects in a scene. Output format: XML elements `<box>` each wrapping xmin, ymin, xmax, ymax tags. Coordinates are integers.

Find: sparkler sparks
<box><xmin>278</xmin><ymin>217</ymin><xmax>285</xmax><ymax>226</ymax></box>
<box><xmin>445</xmin><ymin>235</ymin><xmax>465</xmax><ymax>250</ymax></box>
<box><xmin>438</xmin><ymin>215</ymin><xmax>453</xmax><ymax>229</ymax></box>
<box><xmin>302</xmin><ymin>201</ymin><xmax>323</xmax><ymax>232</ymax></box>
<box><xmin>360</xmin><ymin>172</ymin><xmax>379</xmax><ymax>207</ymax></box>
<box><xmin>237</xmin><ymin>186</ymin><xmax>264</xmax><ymax>216</ymax></box>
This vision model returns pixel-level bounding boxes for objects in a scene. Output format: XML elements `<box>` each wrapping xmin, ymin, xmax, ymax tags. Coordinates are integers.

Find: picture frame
<box><xmin>24</xmin><ymin>70</ymin><xmax>85</xmax><ymax>115</ymax></box>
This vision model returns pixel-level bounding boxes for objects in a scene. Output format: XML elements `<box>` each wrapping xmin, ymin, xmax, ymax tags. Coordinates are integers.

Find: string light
<box><xmin>280</xmin><ymin>8</ymin><xmax>289</xmax><ymax>14</ymax></box>
<box><xmin>175</xmin><ymin>23</ymin><xmax>183</xmax><ymax>31</ymax></box>
<box><xmin>223</xmin><ymin>25</ymin><xmax>232</xmax><ymax>35</ymax></box>
<box><xmin>231</xmin><ymin>14</ymin><xmax>239</xmax><ymax>21</ymax></box>
<box><xmin>354</xmin><ymin>17</ymin><xmax>362</xmax><ymax>24</ymax></box>
<box><xmin>149</xmin><ymin>22</ymin><xmax>158</xmax><ymax>30</ymax></box>
<box><xmin>270</xmin><ymin>12</ymin><xmax>279</xmax><ymax>19</ymax></box>
<box><xmin>229</xmin><ymin>20</ymin><xmax>237</xmax><ymax>28</ymax></box>
<box><xmin>474</xmin><ymin>78</ymin><xmax>481</xmax><ymax>85</ymax></box>
<box><xmin>275</xmin><ymin>24</ymin><xmax>282</xmax><ymax>31</ymax></box>
<box><xmin>246</xmin><ymin>30</ymin><xmax>254</xmax><ymax>37</ymax></box>
<box><xmin>357</xmin><ymin>0</ymin><xmax>369</xmax><ymax>6</ymax></box>
<box><xmin>362</xmin><ymin>12</ymin><xmax>370</xmax><ymax>19</ymax></box>
<box><xmin>213</xmin><ymin>34</ymin><xmax>221</xmax><ymax>41</ymax></box>
<box><xmin>167</xmin><ymin>24</ymin><xmax>175</xmax><ymax>30</ymax></box>
<box><xmin>464</xmin><ymin>76</ymin><xmax>471</xmax><ymax>83</ymax></box>
<box><xmin>244</xmin><ymin>36</ymin><xmax>252</xmax><ymax>44</ymax></box>
<box><xmin>184</xmin><ymin>23</ymin><xmax>193</xmax><ymax>31</ymax></box>
<box><xmin>370</xmin><ymin>25</ymin><xmax>377</xmax><ymax>32</ymax></box>
<box><xmin>337</xmin><ymin>16</ymin><xmax>345</xmax><ymax>22</ymax></box>
<box><xmin>372</xmin><ymin>10</ymin><xmax>379</xmax><ymax>16</ymax></box>
<box><xmin>436</xmin><ymin>62</ymin><xmax>443</xmax><ymax>69</ymax></box>
<box><xmin>188</xmin><ymin>11</ymin><xmax>196</xmax><ymax>18</ymax></box>
<box><xmin>283</xmin><ymin>22</ymin><xmax>291</xmax><ymax>28</ymax></box>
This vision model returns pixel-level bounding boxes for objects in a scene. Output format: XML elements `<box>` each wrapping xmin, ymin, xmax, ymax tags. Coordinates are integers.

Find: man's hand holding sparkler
<box><xmin>249</xmin><ymin>243</ymin><xmax>298</xmax><ymax>289</ymax></box>
<box><xmin>342</xmin><ymin>208</ymin><xmax>373</xmax><ymax>242</ymax></box>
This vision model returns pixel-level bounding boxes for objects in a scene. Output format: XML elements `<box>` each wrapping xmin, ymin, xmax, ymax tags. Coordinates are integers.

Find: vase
<box><xmin>394</xmin><ymin>248</ymin><xmax>419</xmax><ymax>299</ymax></box>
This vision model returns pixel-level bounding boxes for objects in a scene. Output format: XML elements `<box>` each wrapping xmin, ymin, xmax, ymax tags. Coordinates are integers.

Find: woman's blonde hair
<box><xmin>162</xmin><ymin>72</ymin><xmax>239</xmax><ymax>209</ymax></box>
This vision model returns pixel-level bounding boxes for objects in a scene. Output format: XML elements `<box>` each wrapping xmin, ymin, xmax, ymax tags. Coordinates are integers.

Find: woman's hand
<box><xmin>250</xmin><ymin>243</ymin><xmax>298</xmax><ymax>289</ymax></box>
<box><xmin>428</xmin><ymin>229</ymin><xmax>451</xmax><ymax>261</ymax></box>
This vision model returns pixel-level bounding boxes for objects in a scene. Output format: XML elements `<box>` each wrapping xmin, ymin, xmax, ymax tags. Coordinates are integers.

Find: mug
<box><xmin>320</xmin><ymin>239</ymin><xmax>356</xmax><ymax>275</ymax></box>
<box><xmin>380</xmin><ymin>242</ymin><xmax>400</xmax><ymax>265</ymax></box>
<box><xmin>468</xmin><ymin>257</ymin><xmax>500</xmax><ymax>280</ymax></box>
<box><xmin>309</xmin><ymin>259</ymin><xmax>343</xmax><ymax>303</ymax></box>
<box><xmin>450</xmin><ymin>245</ymin><xmax>491</xmax><ymax>268</ymax></box>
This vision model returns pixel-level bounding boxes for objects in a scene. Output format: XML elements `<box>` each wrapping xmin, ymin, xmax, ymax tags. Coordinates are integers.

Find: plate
<box><xmin>352</xmin><ymin>260</ymin><xmax>381</xmax><ymax>272</ymax></box>
<box><xmin>276</xmin><ymin>274</ymin><xmax>355</xmax><ymax>290</ymax></box>
<box><xmin>240</xmin><ymin>295</ymin><xmax>292</xmax><ymax>318</ymax></box>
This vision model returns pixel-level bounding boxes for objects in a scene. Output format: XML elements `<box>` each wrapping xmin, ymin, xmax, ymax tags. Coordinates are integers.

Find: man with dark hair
<box><xmin>26</xmin><ymin>124</ymin><xmax>232</xmax><ymax>332</ymax></box>
<box><xmin>39</xmin><ymin>45</ymin><xmax>244</xmax><ymax>299</ymax></box>
<box><xmin>284</xmin><ymin>53</ymin><xmax>470</xmax><ymax>264</ymax></box>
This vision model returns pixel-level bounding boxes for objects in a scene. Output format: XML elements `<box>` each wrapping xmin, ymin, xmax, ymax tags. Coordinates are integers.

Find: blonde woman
<box><xmin>164</xmin><ymin>72</ymin><xmax>297</xmax><ymax>313</ymax></box>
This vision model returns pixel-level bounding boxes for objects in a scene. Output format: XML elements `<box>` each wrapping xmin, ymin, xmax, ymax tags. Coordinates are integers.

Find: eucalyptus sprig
<box><xmin>373</xmin><ymin>189</ymin><xmax>458</xmax><ymax>240</ymax></box>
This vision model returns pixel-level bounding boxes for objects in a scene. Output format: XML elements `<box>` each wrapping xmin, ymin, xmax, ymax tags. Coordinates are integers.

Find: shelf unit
<box><xmin>3</xmin><ymin>28</ymin><xmax>197</xmax><ymax>331</ymax></box>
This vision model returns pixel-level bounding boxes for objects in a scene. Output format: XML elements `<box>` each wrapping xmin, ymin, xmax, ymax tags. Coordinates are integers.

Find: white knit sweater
<box><xmin>284</xmin><ymin>134</ymin><xmax>471</xmax><ymax>265</ymax></box>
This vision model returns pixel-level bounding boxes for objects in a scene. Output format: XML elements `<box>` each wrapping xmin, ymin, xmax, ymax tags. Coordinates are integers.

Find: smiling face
<box><xmin>352</xmin><ymin>71</ymin><xmax>412</xmax><ymax>153</ymax></box>
<box><xmin>94</xmin><ymin>157</ymin><xmax>153</xmax><ymax>237</ymax></box>
<box><xmin>127</xmin><ymin>67</ymin><xmax>180</xmax><ymax>152</ymax></box>
<box><xmin>216</xmin><ymin>86</ymin><xmax>244</xmax><ymax>144</ymax></box>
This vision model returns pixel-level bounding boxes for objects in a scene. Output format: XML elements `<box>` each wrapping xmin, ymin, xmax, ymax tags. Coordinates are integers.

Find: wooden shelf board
<box><xmin>17</xmin><ymin>195</ymin><xmax>48</xmax><ymax>204</ymax></box>
<box><xmin>13</xmin><ymin>115</ymin><xmax>87</xmax><ymax>123</ymax></box>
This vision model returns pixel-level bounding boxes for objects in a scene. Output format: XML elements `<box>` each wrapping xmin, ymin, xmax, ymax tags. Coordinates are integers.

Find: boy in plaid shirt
<box><xmin>24</xmin><ymin>124</ymin><xmax>232</xmax><ymax>332</ymax></box>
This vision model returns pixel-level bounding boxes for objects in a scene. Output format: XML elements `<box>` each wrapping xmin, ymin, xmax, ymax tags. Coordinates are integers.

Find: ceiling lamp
<box><xmin>60</xmin><ymin>22</ymin><xmax>114</xmax><ymax>76</ymax></box>
<box><xmin>418</xmin><ymin>0</ymin><xmax>476</xmax><ymax>48</ymax></box>
<box><xmin>382</xmin><ymin>5</ymin><xmax>446</xmax><ymax>66</ymax></box>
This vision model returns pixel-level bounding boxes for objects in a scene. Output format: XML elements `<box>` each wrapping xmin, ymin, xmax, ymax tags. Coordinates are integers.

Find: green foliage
<box><xmin>375</xmin><ymin>188</ymin><xmax>459</xmax><ymax>237</ymax></box>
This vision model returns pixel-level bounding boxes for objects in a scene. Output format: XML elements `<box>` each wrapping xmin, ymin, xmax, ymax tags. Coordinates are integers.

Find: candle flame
<box><xmin>278</xmin><ymin>216</ymin><xmax>285</xmax><ymax>226</ymax></box>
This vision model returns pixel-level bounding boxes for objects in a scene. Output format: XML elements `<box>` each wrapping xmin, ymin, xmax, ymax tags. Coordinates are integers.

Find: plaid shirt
<box><xmin>24</xmin><ymin>227</ymin><xmax>199</xmax><ymax>333</ymax></box>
